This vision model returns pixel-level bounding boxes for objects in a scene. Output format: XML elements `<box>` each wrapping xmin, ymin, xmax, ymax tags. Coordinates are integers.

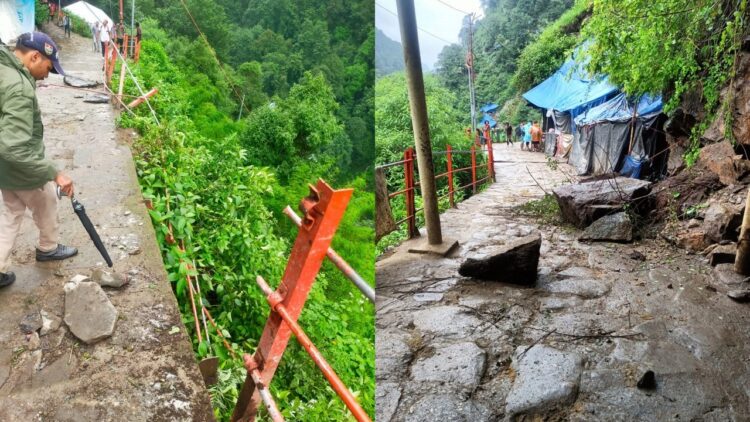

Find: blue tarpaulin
<box><xmin>479</xmin><ymin>113</ymin><xmax>496</xmax><ymax>128</ymax></box>
<box><xmin>574</xmin><ymin>93</ymin><xmax>663</xmax><ymax>126</ymax></box>
<box><xmin>480</xmin><ymin>103</ymin><xmax>499</xmax><ymax>113</ymax></box>
<box><xmin>522</xmin><ymin>58</ymin><xmax>617</xmax><ymax>114</ymax></box>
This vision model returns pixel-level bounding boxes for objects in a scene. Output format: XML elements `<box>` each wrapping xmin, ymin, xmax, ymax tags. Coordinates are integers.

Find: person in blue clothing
<box><xmin>522</xmin><ymin>121</ymin><xmax>532</xmax><ymax>151</ymax></box>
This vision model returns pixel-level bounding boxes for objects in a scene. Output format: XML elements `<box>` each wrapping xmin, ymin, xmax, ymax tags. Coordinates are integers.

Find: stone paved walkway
<box><xmin>0</xmin><ymin>25</ymin><xmax>213</xmax><ymax>421</ymax></box>
<box><xmin>376</xmin><ymin>143</ymin><xmax>750</xmax><ymax>421</ymax></box>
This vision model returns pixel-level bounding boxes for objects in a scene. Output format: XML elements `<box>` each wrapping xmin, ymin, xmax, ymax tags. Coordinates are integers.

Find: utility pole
<box><xmin>467</xmin><ymin>14</ymin><xmax>477</xmax><ymax>132</ymax></box>
<box><xmin>396</xmin><ymin>0</ymin><xmax>457</xmax><ymax>255</ymax></box>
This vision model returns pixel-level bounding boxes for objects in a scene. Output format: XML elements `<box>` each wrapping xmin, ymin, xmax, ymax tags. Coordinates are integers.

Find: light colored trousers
<box><xmin>0</xmin><ymin>182</ymin><xmax>59</xmax><ymax>273</ymax></box>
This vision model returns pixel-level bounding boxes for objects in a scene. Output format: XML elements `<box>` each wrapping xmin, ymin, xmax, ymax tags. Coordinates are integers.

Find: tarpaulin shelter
<box><xmin>0</xmin><ymin>0</ymin><xmax>34</xmax><ymax>44</ymax></box>
<box><xmin>569</xmin><ymin>93</ymin><xmax>667</xmax><ymax>177</ymax></box>
<box><xmin>64</xmin><ymin>1</ymin><xmax>112</xmax><ymax>27</ymax></box>
<box><xmin>522</xmin><ymin>54</ymin><xmax>618</xmax><ymax>135</ymax></box>
<box><xmin>479</xmin><ymin>113</ymin><xmax>496</xmax><ymax>128</ymax></box>
<box><xmin>480</xmin><ymin>103</ymin><xmax>499</xmax><ymax>113</ymax></box>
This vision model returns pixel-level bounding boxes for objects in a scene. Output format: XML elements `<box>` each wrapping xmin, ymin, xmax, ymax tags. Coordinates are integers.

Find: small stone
<box><xmin>128</xmin><ymin>247</ymin><xmax>142</xmax><ymax>256</ymax></box>
<box><xmin>91</xmin><ymin>268</ymin><xmax>128</xmax><ymax>288</ymax></box>
<box><xmin>69</xmin><ymin>274</ymin><xmax>91</xmax><ymax>283</ymax></box>
<box><xmin>19</xmin><ymin>312</ymin><xmax>42</xmax><ymax>334</ymax></box>
<box><xmin>124</xmin><ymin>211</ymin><xmax>131</xmax><ymax>216</ymax></box>
<box><xmin>629</xmin><ymin>250</ymin><xmax>646</xmax><ymax>261</ymax></box>
<box><xmin>39</xmin><ymin>310</ymin><xmax>62</xmax><ymax>336</ymax></box>
<box><xmin>667</xmin><ymin>283</ymin><xmax>673</xmax><ymax>289</ymax></box>
<box><xmin>27</xmin><ymin>332</ymin><xmax>40</xmax><ymax>350</ymax></box>
<box><xmin>727</xmin><ymin>289</ymin><xmax>750</xmax><ymax>302</ymax></box>
<box><xmin>637</xmin><ymin>370</ymin><xmax>656</xmax><ymax>389</ymax></box>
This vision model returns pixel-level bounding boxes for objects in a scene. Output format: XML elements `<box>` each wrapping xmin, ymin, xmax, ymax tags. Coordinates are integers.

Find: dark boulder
<box><xmin>579</xmin><ymin>212</ymin><xmax>633</xmax><ymax>242</ymax></box>
<box><xmin>553</xmin><ymin>177</ymin><xmax>652</xmax><ymax>228</ymax></box>
<box><xmin>458</xmin><ymin>233</ymin><xmax>541</xmax><ymax>285</ymax></box>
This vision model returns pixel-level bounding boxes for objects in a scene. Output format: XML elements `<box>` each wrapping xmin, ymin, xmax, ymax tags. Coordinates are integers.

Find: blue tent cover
<box><xmin>479</xmin><ymin>113</ymin><xmax>496</xmax><ymax>128</ymax></box>
<box><xmin>574</xmin><ymin>93</ymin><xmax>663</xmax><ymax>126</ymax></box>
<box><xmin>480</xmin><ymin>103</ymin><xmax>499</xmax><ymax>113</ymax></box>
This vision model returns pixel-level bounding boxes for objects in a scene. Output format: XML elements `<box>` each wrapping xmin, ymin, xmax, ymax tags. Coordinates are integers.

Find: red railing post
<box><xmin>446</xmin><ymin>144</ymin><xmax>455</xmax><ymax>208</ymax></box>
<box><xmin>487</xmin><ymin>136</ymin><xmax>495</xmax><ymax>183</ymax></box>
<box><xmin>231</xmin><ymin>180</ymin><xmax>353</xmax><ymax>422</ymax></box>
<box><xmin>404</xmin><ymin>147</ymin><xmax>419</xmax><ymax>238</ymax></box>
<box><xmin>471</xmin><ymin>145</ymin><xmax>477</xmax><ymax>194</ymax></box>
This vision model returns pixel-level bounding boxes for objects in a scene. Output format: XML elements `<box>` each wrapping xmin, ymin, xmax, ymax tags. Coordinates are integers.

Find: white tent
<box><xmin>0</xmin><ymin>0</ymin><xmax>34</xmax><ymax>44</ymax></box>
<box><xmin>64</xmin><ymin>1</ymin><xmax>113</xmax><ymax>27</ymax></box>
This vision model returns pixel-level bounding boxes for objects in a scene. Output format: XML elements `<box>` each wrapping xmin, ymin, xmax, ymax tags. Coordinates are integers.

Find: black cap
<box><xmin>16</xmin><ymin>32</ymin><xmax>65</xmax><ymax>75</ymax></box>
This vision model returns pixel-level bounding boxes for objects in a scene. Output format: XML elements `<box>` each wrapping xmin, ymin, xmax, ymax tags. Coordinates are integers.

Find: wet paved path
<box><xmin>376</xmin><ymin>142</ymin><xmax>750</xmax><ymax>421</ymax></box>
<box><xmin>0</xmin><ymin>25</ymin><xmax>212</xmax><ymax>420</ymax></box>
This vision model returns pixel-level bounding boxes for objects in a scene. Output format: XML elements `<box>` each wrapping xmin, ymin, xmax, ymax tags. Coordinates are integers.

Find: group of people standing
<box><xmin>90</xmin><ymin>20</ymin><xmax>141</xmax><ymax>58</ymax></box>
<box><xmin>476</xmin><ymin>120</ymin><xmax>544</xmax><ymax>153</ymax></box>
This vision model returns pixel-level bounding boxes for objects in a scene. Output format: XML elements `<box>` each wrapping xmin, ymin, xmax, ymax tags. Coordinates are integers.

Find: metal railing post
<box><xmin>232</xmin><ymin>180</ymin><xmax>353</xmax><ymax>422</ymax></box>
<box><xmin>471</xmin><ymin>145</ymin><xmax>477</xmax><ymax>194</ymax></box>
<box><xmin>404</xmin><ymin>147</ymin><xmax>419</xmax><ymax>238</ymax></box>
<box><xmin>447</xmin><ymin>144</ymin><xmax>454</xmax><ymax>207</ymax></box>
<box><xmin>487</xmin><ymin>136</ymin><xmax>495</xmax><ymax>182</ymax></box>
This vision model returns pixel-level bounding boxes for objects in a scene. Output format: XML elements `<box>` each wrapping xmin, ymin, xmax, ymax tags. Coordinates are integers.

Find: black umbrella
<box><xmin>57</xmin><ymin>187</ymin><xmax>113</xmax><ymax>267</ymax></box>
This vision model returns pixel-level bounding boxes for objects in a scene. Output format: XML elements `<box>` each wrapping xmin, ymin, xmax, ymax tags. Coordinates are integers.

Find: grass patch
<box><xmin>514</xmin><ymin>194</ymin><xmax>564</xmax><ymax>226</ymax></box>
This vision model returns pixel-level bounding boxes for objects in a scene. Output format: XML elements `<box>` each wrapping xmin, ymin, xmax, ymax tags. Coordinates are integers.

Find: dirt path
<box><xmin>376</xmin><ymin>143</ymin><xmax>750</xmax><ymax>421</ymax></box>
<box><xmin>0</xmin><ymin>25</ymin><xmax>213</xmax><ymax>421</ymax></box>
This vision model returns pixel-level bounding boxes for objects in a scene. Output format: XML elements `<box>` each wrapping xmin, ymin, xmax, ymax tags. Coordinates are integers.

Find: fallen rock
<box><xmin>553</xmin><ymin>178</ymin><xmax>651</xmax><ymax>227</ymax></box>
<box><xmin>664</xmin><ymin>227</ymin><xmax>708</xmax><ymax>252</ymax></box>
<box><xmin>703</xmin><ymin>202</ymin><xmax>743</xmax><ymax>243</ymax></box>
<box><xmin>27</xmin><ymin>332</ymin><xmax>40</xmax><ymax>351</ymax></box>
<box><xmin>505</xmin><ymin>345</ymin><xmax>583</xmax><ymax>418</ymax></box>
<box><xmin>39</xmin><ymin>310</ymin><xmax>62</xmax><ymax>336</ymax></box>
<box><xmin>83</xmin><ymin>94</ymin><xmax>110</xmax><ymax>104</ymax></box>
<box><xmin>64</xmin><ymin>281</ymin><xmax>118</xmax><ymax>344</ymax></box>
<box><xmin>458</xmin><ymin>232</ymin><xmax>541</xmax><ymax>284</ymax></box>
<box><xmin>579</xmin><ymin>212</ymin><xmax>633</xmax><ymax>242</ymax></box>
<box><xmin>63</xmin><ymin>75</ymin><xmax>99</xmax><ymax>88</ymax></box>
<box><xmin>91</xmin><ymin>268</ymin><xmax>128</xmax><ymax>288</ymax></box>
<box><xmin>69</xmin><ymin>274</ymin><xmax>90</xmax><ymax>283</ymax></box>
<box><xmin>19</xmin><ymin>312</ymin><xmax>42</xmax><ymax>334</ymax></box>
<box><xmin>709</xmin><ymin>243</ymin><xmax>737</xmax><ymax>266</ymax></box>
<box><xmin>699</xmin><ymin>142</ymin><xmax>743</xmax><ymax>185</ymax></box>
<box><xmin>727</xmin><ymin>289</ymin><xmax>750</xmax><ymax>302</ymax></box>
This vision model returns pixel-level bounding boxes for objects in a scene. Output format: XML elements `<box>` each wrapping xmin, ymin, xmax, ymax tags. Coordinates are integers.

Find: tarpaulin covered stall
<box><xmin>570</xmin><ymin>93</ymin><xmax>666</xmax><ymax>177</ymax></box>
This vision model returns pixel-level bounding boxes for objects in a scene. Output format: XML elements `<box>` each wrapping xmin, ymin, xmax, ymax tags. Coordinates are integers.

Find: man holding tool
<box><xmin>0</xmin><ymin>32</ymin><xmax>78</xmax><ymax>288</ymax></box>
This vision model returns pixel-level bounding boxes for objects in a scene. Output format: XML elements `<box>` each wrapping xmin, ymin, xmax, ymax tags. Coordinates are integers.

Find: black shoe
<box><xmin>0</xmin><ymin>272</ymin><xmax>15</xmax><ymax>288</ymax></box>
<box><xmin>36</xmin><ymin>244</ymin><xmax>78</xmax><ymax>262</ymax></box>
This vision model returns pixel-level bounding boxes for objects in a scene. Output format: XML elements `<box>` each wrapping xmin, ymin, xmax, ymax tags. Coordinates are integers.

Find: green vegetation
<box><xmin>375</xmin><ymin>72</ymin><xmax>489</xmax><ymax>252</ymax></box>
<box><xmin>515</xmin><ymin>194</ymin><xmax>564</xmax><ymax>226</ymax></box>
<box><xmin>583</xmin><ymin>0</ymin><xmax>748</xmax><ymax>164</ymax></box>
<box><xmin>101</xmin><ymin>0</ymin><xmax>373</xmax><ymax>419</ymax></box>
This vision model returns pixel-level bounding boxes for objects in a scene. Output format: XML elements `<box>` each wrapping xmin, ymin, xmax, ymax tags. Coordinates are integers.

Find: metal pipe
<box><xmin>256</xmin><ymin>276</ymin><xmax>372</xmax><ymax>422</ymax></box>
<box><xmin>282</xmin><ymin>206</ymin><xmax>375</xmax><ymax>303</ymax></box>
<box><xmin>249</xmin><ymin>367</ymin><xmax>285</xmax><ymax>422</ymax></box>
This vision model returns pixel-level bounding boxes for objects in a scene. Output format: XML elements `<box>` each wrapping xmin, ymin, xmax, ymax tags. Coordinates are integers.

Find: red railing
<box><xmin>377</xmin><ymin>142</ymin><xmax>495</xmax><ymax>239</ymax></box>
<box><xmin>231</xmin><ymin>180</ymin><xmax>371</xmax><ymax>422</ymax></box>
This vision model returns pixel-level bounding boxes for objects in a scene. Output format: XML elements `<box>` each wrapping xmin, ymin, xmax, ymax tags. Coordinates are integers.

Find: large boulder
<box><xmin>703</xmin><ymin>202</ymin><xmax>743</xmax><ymax>243</ymax></box>
<box><xmin>458</xmin><ymin>233</ymin><xmax>541</xmax><ymax>284</ymax></box>
<box><xmin>553</xmin><ymin>177</ymin><xmax>652</xmax><ymax>228</ymax></box>
<box><xmin>579</xmin><ymin>212</ymin><xmax>633</xmax><ymax>242</ymax></box>
<box><xmin>698</xmin><ymin>142</ymin><xmax>745</xmax><ymax>185</ymax></box>
<box><xmin>64</xmin><ymin>281</ymin><xmax>118</xmax><ymax>344</ymax></box>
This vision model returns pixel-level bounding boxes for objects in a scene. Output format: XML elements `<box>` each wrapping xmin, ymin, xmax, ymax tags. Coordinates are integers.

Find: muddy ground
<box><xmin>0</xmin><ymin>24</ymin><xmax>213</xmax><ymax>421</ymax></box>
<box><xmin>376</xmin><ymin>143</ymin><xmax>750</xmax><ymax>421</ymax></box>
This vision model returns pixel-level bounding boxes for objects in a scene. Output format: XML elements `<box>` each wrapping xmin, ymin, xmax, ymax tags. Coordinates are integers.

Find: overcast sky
<box><xmin>375</xmin><ymin>0</ymin><xmax>484</xmax><ymax>70</ymax></box>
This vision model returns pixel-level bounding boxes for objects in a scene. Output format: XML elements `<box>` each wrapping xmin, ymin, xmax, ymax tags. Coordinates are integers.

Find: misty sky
<box><xmin>375</xmin><ymin>0</ymin><xmax>484</xmax><ymax>70</ymax></box>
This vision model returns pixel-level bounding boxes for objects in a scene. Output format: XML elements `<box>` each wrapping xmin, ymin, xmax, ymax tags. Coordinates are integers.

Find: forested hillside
<box><xmin>375</xmin><ymin>28</ymin><xmax>404</xmax><ymax>77</ymax></box>
<box><xmin>85</xmin><ymin>0</ymin><xmax>375</xmax><ymax>420</ymax></box>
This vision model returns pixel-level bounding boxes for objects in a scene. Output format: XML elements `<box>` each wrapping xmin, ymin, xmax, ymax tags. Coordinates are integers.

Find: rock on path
<box><xmin>63</xmin><ymin>281</ymin><xmax>118</xmax><ymax>344</ymax></box>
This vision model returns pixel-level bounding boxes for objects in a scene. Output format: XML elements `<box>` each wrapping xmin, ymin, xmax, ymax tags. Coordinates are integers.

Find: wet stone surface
<box><xmin>376</xmin><ymin>144</ymin><xmax>750</xmax><ymax>420</ymax></box>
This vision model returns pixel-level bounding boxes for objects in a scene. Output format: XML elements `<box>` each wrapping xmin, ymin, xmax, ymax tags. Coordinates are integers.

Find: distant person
<box><xmin>530</xmin><ymin>121</ymin><xmax>543</xmax><ymax>152</ymax></box>
<box><xmin>48</xmin><ymin>3</ymin><xmax>55</xmax><ymax>23</ymax></box>
<box><xmin>63</xmin><ymin>14</ymin><xmax>71</xmax><ymax>38</ymax></box>
<box><xmin>134</xmin><ymin>22</ymin><xmax>142</xmax><ymax>61</ymax></box>
<box><xmin>0</xmin><ymin>32</ymin><xmax>78</xmax><ymax>288</ymax></box>
<box><xmin>115</xmin><ymin>22</ymin><xmax>125</xmax><ymax>53</ymax></box>
<box><xmin>475</xmin><ymin>128</ymin><xmax>483</xmax><ymax>147</ymax></box>
<box><xmin>522</xmin><ymin>121</ymin><xmax>532</xmax><ymax>151</ymax></box>
<box><xmin>504</xmin><ymin>122</ymin><xmax>514</xmax><ymax>147</ymax></box>
<box><xmin>483</xmin><ymin>120</ymin><xmax>492</xmax><ymax>148</ymax></box>
<box><xmin>91</xmin><ymin>22</ymin><xmax>100</xmax><ymax>52</ymax></box>
<box><xmin>135</xmin><ymin>22</ymin><xmax>142</xmax><ymax>43</ymax></box>
<box><xmin>100</xmin><ymin>19</ymin><xmax>110</xmax><ymax>58</ymax></box>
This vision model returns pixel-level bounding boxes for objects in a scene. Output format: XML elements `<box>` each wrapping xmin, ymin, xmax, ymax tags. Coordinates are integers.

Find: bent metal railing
<box><xmin>231</xmin><ymin>180</ymin><xmax>372</xmax><ymax>422</ymax></box>
<box><xmin>377</xmin><ymin>141</ymin><xmax>495</xmax><ymax>239</ymax></box>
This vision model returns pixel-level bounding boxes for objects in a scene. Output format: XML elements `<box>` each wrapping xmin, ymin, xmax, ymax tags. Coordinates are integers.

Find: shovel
<box><xmin>57</xmin><ymin>186</ymin><xmax>113</xmax><ymax>267</ymax></box>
